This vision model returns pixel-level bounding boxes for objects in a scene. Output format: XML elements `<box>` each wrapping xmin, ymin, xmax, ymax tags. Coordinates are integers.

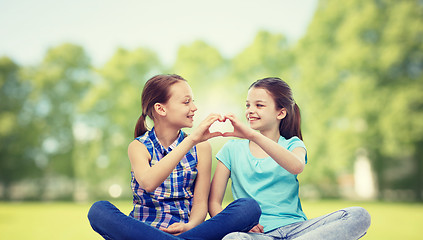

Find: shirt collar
<box><xmin>149</xmin><ymin>127</ymin><xmax>185</xmax><ymax>156</ymax></box>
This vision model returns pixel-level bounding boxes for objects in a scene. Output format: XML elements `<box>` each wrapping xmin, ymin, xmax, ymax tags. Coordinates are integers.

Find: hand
<box><xmin>160</xmin><ymin>222</ymin><xmax>190</xmax><ymax>235</ymax></box>
<box><xmin>249</xmin><ymin>224</ymin><xmax>264</xmax><ymax>233</ymax></box>
<box><xmin>190</xmin><ymin>113</ymin><xmax>225</xmax><ymax>144</ymax></box>
<box><xmin>222</xmin><ymin>114</ymin><xmax>256</xmax><ymax>140</ymax></box>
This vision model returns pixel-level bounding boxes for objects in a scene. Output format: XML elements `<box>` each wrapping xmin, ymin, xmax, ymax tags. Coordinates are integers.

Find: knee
<box><xmin>222</xmin><ymin>232</ymin><xmax>251</xmax><ymax>240</ymax></box>
<box><xmin>236</xmin><ymin>198</ymin><xmax>261</xmax><ymax>214</ymax></box>
<box><xmin>222</xmin><ymin>232</ymin><xmax>238</xmax><ymax>240</ymax></box>
<box><xmin>345</xmin><ymin>207</ymin><xmax>371</xmax><ymax>230</ymax></box>
<box><xmin>357</xmin><ymin>207</ymin><xmax>371</xmax><ymax>228</ymax></box>
<box><xmin>88</xmin><ymin>201</ymin><xmax>110</xmax><ymax>223</ymax></box>
<box><xmin>233</xmin><ymin>198</ymin><xmax>262</xmax><ymax>221</ymax></box>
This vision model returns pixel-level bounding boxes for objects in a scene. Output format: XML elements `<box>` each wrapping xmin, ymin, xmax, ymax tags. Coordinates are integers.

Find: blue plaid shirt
<box><xmin>129</xmin><ymin>128</ymin><xmax>198</xmax><ymax>229</ymax></box>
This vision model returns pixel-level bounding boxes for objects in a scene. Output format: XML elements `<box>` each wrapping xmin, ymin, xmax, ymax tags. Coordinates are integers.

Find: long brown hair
<box><xmin>134</xmin><ymin>74</ymin><xmax>186</xmax><ymax>138</ymax></box>
<box><xmin>249</xmin><ymin>77</ymin><xmax>303</xmax><ymax>140</ymax></box>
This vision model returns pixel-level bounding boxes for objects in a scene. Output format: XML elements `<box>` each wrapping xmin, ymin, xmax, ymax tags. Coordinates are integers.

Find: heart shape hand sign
<box><xmin>209</xmin><ymin>118</ymin><xmax>234</xmax><ymax>134</ymax></box>
<box><xmin>205</xmin><ymin>114</ymin><xmax>252</xmax><ymax>139</ymax></box>
<box><xmin>194</xmin><ymin>113</ymin><xmax>252</xmax><ymax>142</ymax></box>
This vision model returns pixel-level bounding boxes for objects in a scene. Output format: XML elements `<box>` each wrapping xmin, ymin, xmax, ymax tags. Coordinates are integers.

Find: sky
<box><xmin>0</xmin><ymin>0</ymin><xmax>318</xmax><ymax>67</ymax></box>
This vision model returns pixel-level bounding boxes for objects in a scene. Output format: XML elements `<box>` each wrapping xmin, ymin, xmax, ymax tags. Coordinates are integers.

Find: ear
<box><xmin>153</xmin><ymin>103</ymin><xmax>166</xmax><ymax>117</ymax></box>
<box><xmin>277</xmin><ymin>108</ymin><xmax>287</xmax><ymax>120</ymax></box>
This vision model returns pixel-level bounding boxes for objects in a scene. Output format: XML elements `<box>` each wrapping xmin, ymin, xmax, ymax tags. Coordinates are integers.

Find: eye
<box><xmin>184</xmin><ymin>98</ymin><xmax>192</xmax><ymax>104</ymax></box>
<box><xmin>257</xmin><ymin>104</ymin><xmax>264</xmax><ymax>108</ymax></box>
<box><xmin>246</xmin><ymin>103</ymin><xmax>250</xmax><ymax>108</ymax></box>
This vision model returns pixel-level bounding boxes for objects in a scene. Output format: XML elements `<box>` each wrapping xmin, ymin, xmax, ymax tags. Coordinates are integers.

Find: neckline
<box><xmin>151</xmin><ymin>128</ymin><xmax>183</xmax><ymax>155</ymax></box>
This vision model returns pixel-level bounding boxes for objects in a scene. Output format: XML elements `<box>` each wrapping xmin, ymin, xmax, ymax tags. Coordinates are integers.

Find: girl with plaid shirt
<box><xmin>88</xmin><ymin>74</ymin><xmax>260</xmax><ymax>240</ymax></box>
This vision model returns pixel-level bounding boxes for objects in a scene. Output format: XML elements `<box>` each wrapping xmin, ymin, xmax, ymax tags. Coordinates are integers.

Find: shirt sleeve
<box><xmin>216</xmin><ymin>140</ymin><xmax>233</xmax><ymax>171</ymax></box>
<box><xmin>287</xmin><ymin>137</ymin><xmax>308</xmax><ymax>164</ymax></box>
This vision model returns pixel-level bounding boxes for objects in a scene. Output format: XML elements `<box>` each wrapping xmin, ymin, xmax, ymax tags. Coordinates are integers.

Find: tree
<box><xmin>173</xmin><ymin>40</ymin><xmax>226</xmax><ymax>90</ymax></box>
<box><xmin>230</xmin><ymin>30</ymin><xmax>295</xmax><ymax>101</ymax></box>
<box><xmin>0</xmin><ymin>57</ymin><xmax>41</xmax><ymax>200</ymax></box>
<box><xmin>77</xmin><ymin>47</ymin><xmax>161</xmax><ymax>199</ymax></box>
<box><xmin>172</xmin><ymin>40</ymin><xmax>230</xmax><ymax>127</ymax></box>
<box><xmin>294</xmin><ymin>0</ymin><xmax>423</xmax><ymax>200</ymax></box>
<box><xmin>25</xmin><ymin>43</ymin><xmax>93</xmax><ymax>200</ymax></box>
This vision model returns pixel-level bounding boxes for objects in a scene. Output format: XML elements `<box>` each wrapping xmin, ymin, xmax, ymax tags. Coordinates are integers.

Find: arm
<box><xmin>224</xmin><ymin>114</ymin><xmax>306</xmax><ymax>175</ymax></box>
<box><xmin>249</xmin><ymin>132</ymin><xmax>306</xmax><ymax>174</ymax></box>
<box><xmin>187</xmin><ymin>141</ymin><xmax>212</xmax><ymax>228</ymax></box>
<box><xmin>208</xmin><ymin>161</ymin><xmax>230</xmax><ymax>217</ymax></box>
<box><xmin>128</xmin><ymin>135</ymin><xmax>198</xmax><ymax>192</ymax></box>
<box><xmin>161</xmin><ymin>141</ymin><xmax>212</xmax><ymax>235</ymax></box>
<box><xmin>129</xmin><ymin>113</ymin><xmax>224</xmax><ymax>192</ymax></box>
<box><xmin>209</xmin><ymin>158</ymin><xmax>264</xmax><ymax>233</ymax></box>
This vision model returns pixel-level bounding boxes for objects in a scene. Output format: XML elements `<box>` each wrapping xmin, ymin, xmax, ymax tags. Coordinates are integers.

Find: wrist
<box><xmin>248</xmin><ymin>130</ymin><xmax>261</xmax><ymax>142</ymax></box>
<box><xmin>184</xmin><ymin>221</ymin><xmax>197</xmax><ymax>231</ymax></box>
<box><xmin>185</xmin><ymin>134</ymin><xmax>199</xmax><ymax>146</ymax></box>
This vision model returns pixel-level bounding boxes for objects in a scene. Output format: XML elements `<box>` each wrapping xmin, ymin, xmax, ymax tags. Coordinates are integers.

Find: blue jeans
<box><xmin>222</xmin><ymin>207</ymin><xmax>371</xmax><ymax>240</ymax></box>
<box><xmin>88</xmin><ymin>198</ymin><xmax>261</xmax><ymax>240</ymax></box>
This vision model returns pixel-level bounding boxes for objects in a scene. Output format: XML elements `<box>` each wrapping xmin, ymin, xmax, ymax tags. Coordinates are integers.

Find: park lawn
<box><xmin>302</xmin><ymin>200</ymin><xmax>423</xmax><ymax>240</ymax></box>
<box><xmin>0</xmin><ymin>200</ymin><xmax>422</xmax><ymax>240</ymax></box>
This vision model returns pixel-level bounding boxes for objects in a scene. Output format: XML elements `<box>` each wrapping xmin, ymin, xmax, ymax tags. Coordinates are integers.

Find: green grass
<box><xmin>302</xmin><ymin>200</ymin><xmax>423</xmax><ymax>240</ymax></box>
<box><xmin>0</xmin><ymin>200</ymin><xmax>422</xmax><ymax>239</ymax></box>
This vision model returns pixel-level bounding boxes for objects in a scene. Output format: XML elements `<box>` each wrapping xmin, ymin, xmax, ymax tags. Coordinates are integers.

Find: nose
<box><xmin>191</xmin><ymin>102</ymin><xmax>198</xmax><ymax>112</ymax></box>
<box><xmin>246</xmin><ymin>107</ymin><xmax>254</xmax><ymax>117</ymax></box>
<box><xmin>247</xmin><ymin>105</ymin><xmax>255</xmax><ymax>113</ymax></box>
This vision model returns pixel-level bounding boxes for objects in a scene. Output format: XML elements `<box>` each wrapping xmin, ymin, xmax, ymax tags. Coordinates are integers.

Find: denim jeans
<box><xmin>222</xmin><ymin>207</ymin><xmax>371</xmax><ymax>240</ymax></box>
<box><xmin>88</xmin><ymin>198</ymin><xmax>261</xmax><ymax>240</ymax></box>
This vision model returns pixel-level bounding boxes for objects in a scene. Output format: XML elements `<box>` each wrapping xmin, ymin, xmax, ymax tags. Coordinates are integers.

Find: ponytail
<box><xmin>279</xmin><ymin>103</ymin><xmax>302</xmax><ymax>141</ymax></box>
<box><xmin>293</xmin><ymin>103</ymin><xmax>302</xmax><ymax>140</ymax></box>
<box><xmin>134</xmin><ymin>113</ymin><xmax>148</xmax><ymax>138</ymax></box>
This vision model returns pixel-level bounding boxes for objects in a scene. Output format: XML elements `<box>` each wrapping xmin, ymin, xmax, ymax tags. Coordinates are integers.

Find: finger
<box><xmin>205</xmin><ymin>115</ymin><xmax>221</xmax><ymax>126</ymax></box>
<box><xmin>161</xmin><ymin>227</ymin><xmax>179</xmax><ymax>234</ymax></box>
<box><xmin>258</xmin><ymin>224</ymin><xmax>264</xmax><ymax>233</ymax></box>
<box><xmin>209</xmin><ymin>113</ymin><xmax>223</xmax><ymax>120</ymax></box>
<box><xmin>224</xmin><ymin>113</ymin><xmax>234</xmax><ymax>117</ymax></box>
<box><xmin>218</xmin><ymin>114</ymin><xmax>226</xmax><ymax>122</ymax></box>
<box><xmin>224</xmin><ymin>114</ymin><xmax>237</xmax><ymax>124</ymax></box>
<box><xmin>222</xmin><ymin>132</ymin><xmax>236</xmax><ymax>137</ymax></box>
<box><xmin>161</xmin><ymin>223</ymin><xmax>179</xmax><ymax>231</ymax></box>
<box><xmin>224</xmin><ymin>113</ymin><xmax>236</xmax><ymax>120</ymax></box>
<box><xmin>208</xmin><ymin>132</ymin><xmax>223</xmax><ymax>138</ymax></box>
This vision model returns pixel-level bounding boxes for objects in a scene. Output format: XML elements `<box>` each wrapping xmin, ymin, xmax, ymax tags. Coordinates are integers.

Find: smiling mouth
<box><xmin>248</xmin><ymin>117</ymin><xmax>260</xmax><ymax>121</ymax></box>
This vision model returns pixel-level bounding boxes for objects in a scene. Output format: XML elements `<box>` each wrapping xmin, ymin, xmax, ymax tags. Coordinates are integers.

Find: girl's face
<box><xmin>163</xmin><ymin>81</ymin><xmax>197</xmax><ymax>128</ymax></box>
<box><xmin>245</xmin><ymin>87</ymin><xmax>285</xmax><ymax>133</ymax></box>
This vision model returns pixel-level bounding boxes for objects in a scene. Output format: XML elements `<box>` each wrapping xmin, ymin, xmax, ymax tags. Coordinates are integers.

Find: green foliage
<box><xmin>0</xmin><ymin>57</ymin><xmax>40</xmax><ymax>200</ymax></box>
<box><xmin>75</xmin><ymin>47</ymin><xmax>162</xmax><ymax>199</ymax></box>
<box><xmin>173</xmin><ymin>40</ymin><xmax>225</xmax><ymax>85</ymax></box>
<box><xmin>232</xmin><ymin>30</ymin><xmax>292</xmax><ymax>78</ymax></box>
<box><xmin>230</xmin><ymin>30</ymin><xmax>294</xmax><ymax>99</ymax></box>
<box><xmin>294</xmin><ymin>0</ymin><xmax>423</xmax><ymax>199</ymax></box>
<box><xmin>0</xmin><ymin>0</ymin><xmax>422</xmax><ymax>202</ymax></box>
